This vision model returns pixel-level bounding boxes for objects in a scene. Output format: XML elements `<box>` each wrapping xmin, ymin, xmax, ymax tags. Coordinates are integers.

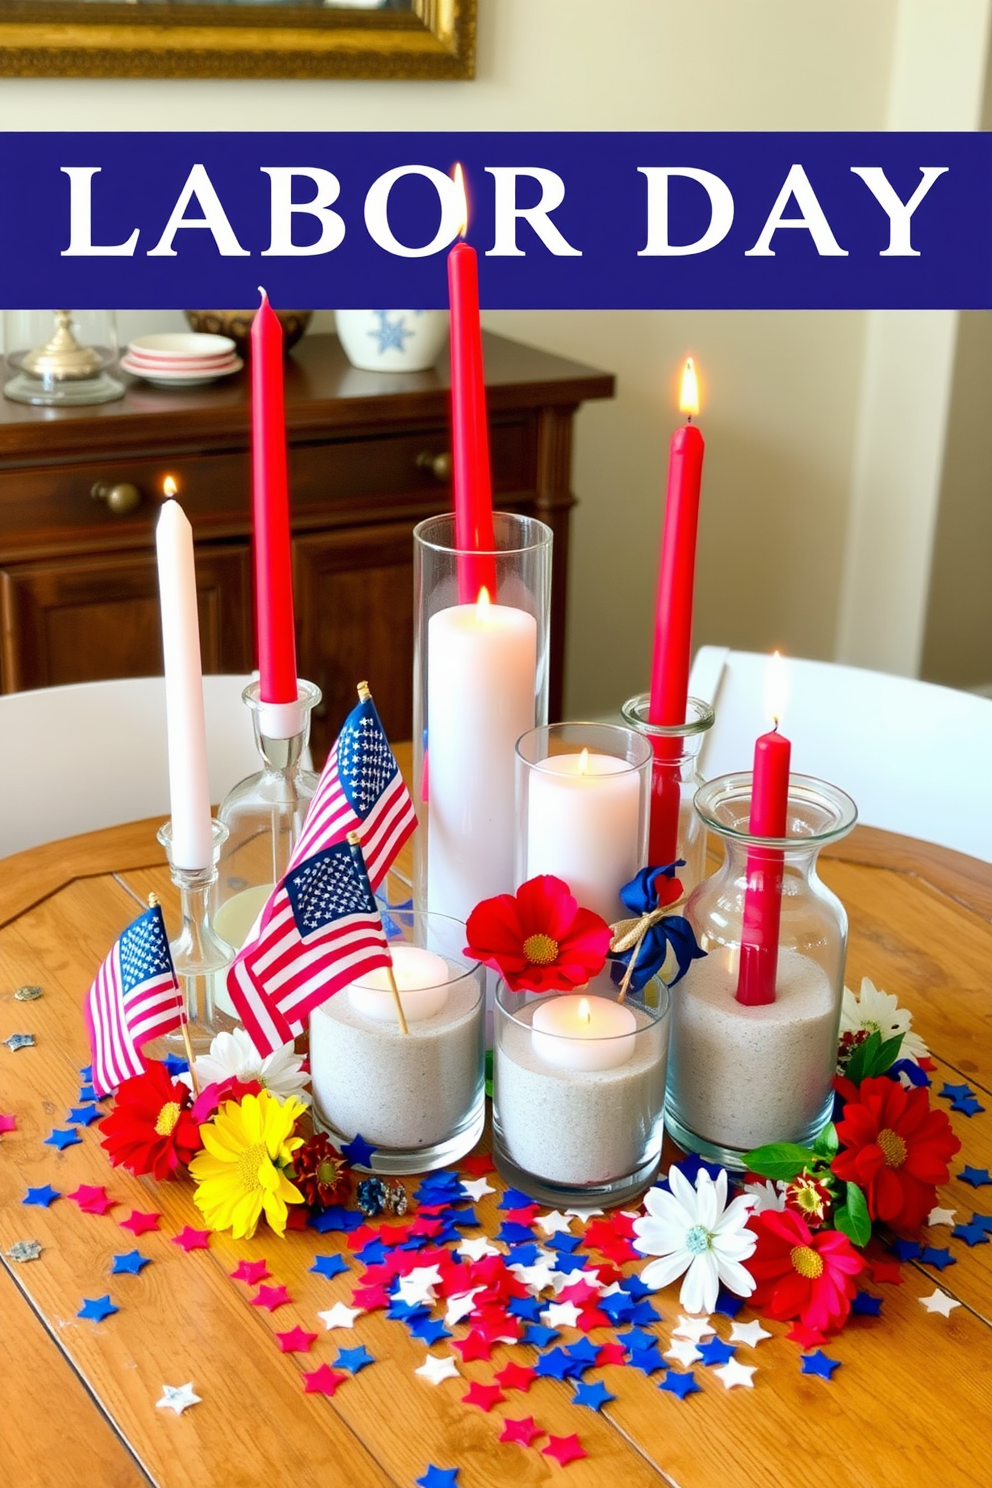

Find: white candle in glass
<box><xmin>156</xmin><ymin>491</ymin><xmax>213</xmax><ymax>871</ymax></box>
<box><xmin>347</xmin><ymin>945</ymin><xmax>450</xmax><ymax>1023</ymax></box>
<box><xmin>427</xmin><ymin>589</ymin><xmax>537</xmax><ymax>923</ymax></box>
<box><xmin>525</xmin><ymin>750</ymin><xmax>642</xmax><ymax>922</ymax></box>
<box><xmin>531</xmin><ymin>993</ymin><xmax>637</xmax><ymax>1071</ymax></box>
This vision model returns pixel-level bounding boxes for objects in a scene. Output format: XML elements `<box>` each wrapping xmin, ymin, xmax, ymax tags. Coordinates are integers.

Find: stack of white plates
<box><xmin>121</xmin><ymin>333</ymin><xmax>243</xmax><ymax>388</ymax></box>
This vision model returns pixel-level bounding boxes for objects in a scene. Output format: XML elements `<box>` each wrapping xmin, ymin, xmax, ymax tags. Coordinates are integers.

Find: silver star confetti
<box><xmin>3</xmin><ymin>1033</ymin><xmax>34</xmax><ymax>1052</ymax></box>
<box><xmin>14</xmin><ymin>985</ymin><xmax>43</xmax><ymax>1002</ymax></box>
<box><xmin>156</xmin><ymin>1383</ymin><xmax>201</xmax><ymax>1415</ymax></box>
<box><xmin>7</xmin><ymin>1240</ymin><xmax>42</xmax><ymax>1263</ymax></box>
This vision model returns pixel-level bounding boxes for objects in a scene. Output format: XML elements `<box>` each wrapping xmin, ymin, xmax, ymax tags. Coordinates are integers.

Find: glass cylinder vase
<box><xmin>493</xmin><ymin>972</ymin><xmax>671</xmax><ymax>1207</ymax></box>
<box><xmin>515</xmin><ymin>722</ymin><xmax>651</xmax><ymax>925</ymax></box>
<box><xmin>413</xmin><ymin>510</ymin><xmax>553</xmax><ymax>924</ymax></box>
<box><xmin>214</xmin><ymin>679</ymin><xmax>321</xmax><ymax>954</ymax></box>
<box><xmin>665</xmin><ymin>772</ymin><xmax>857</xmax><ymax>1169</ymax></box>
<box><xmin>620</xmin><ymin>693</ymin><xmax>715</xmax><ymax>895</ymax></box>
<box><xmin>309</xmin><ymin>911</ymin><xmax>486</xmax><ymax>1175</ymax></box>
<box><xmin>152</xmin><ymin>818</ymin><xmax>236</xmax><ymax>1056</ymax></box>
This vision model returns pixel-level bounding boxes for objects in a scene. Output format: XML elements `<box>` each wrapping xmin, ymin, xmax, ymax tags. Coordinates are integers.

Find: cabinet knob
<box><xmin>91</xmin><ymin>481</ymin><xmax>142</xmax><ymax>516</ymax></box>
<box><xmin>416</xmin><ymin>450</ymin><xmax>452</xmax><ymax>482</ymax></box>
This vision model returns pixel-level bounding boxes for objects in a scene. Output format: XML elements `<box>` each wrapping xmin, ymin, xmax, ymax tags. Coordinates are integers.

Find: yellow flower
<box><xmin>188</xmin><ymin>1090</ymin><xmax>306</xmax><ymax>1239</ymax></box>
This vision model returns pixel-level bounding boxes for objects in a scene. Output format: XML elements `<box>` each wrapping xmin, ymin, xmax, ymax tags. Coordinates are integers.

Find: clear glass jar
<box><xmin>620</xmin><ymin>693</ymin><xmax>715</xmax><ymax>895</ymax></box>
<box><xmin>214</xmin><ymin>679</ymin><xmax>321</xmax><ymax>956</ymax></box>
<box><xmin>309</xmin><ymin>911</ymin><xmax>486</xmax><ymax>1175</ymax></box>
<box><xmin>665</xmin><ymin>772</ymin><xmax>857</xmax><ymax>1168</ymax></box>
<box><xmin>493</xmin><ymin>971</ymin><xmax>671</xmax><ymax>1207</ymax></box>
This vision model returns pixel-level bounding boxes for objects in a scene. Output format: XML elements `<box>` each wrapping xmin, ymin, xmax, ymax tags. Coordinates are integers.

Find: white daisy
<box><xmin>181</xmin><ymin>1028</ymin><xmax>311</xmax><ymax>1106</ymax></box>
<box><xmin>839</xmin><ymin>977</ymin><xmax>929</xmax><ymax>1064</ymax></box>
<box><xmin>743</xmin><ymin>1178</ymin><xmax>787</xmax><ymax>1214</ymax></box>
<box><xmin>632</xmin><ymin>1166</ymin><xmax>757</xmax><ymax>1316</ymax></box>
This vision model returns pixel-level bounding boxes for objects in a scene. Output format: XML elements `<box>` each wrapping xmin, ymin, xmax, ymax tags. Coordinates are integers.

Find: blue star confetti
<box><xmin>952</xmin><ymin>1096</ymin><xmax>985</xmax><ymax>1116</ymax></box>
<box><xmin>111</xmin><ymin>1250</ymin><xmax>151</xmax><ymax>1275</ymax></box>
<box><xmin>416</xmin><ymin>1468</ymin><xmax>459</xmax><ymax>1488</ymax></box>
<box><xmin>616</xmin><ymin>1327</ymin><xmax>656</xmax><ymax>1353</ymax></box>
<box><xmin>714</xmin><ymin>1286</ymin><xmax>745</xmax><ymax>1317</ymax></box>
<box><xmin>508</xmin><ymin>1296</ymin><xmax>545</xmax><ymax>1323</ymax></box>
<box><xmin>521</xmin><ymin>1323</ymin><xmax>559</xmax><ymax>1349</ymax></box>
<box><xmin>659</xmin><ymin>1370</ymin><xmax>701</xmax><ymax>1400</ymax></box>
<box><xmin>697</xmin><ymin>1338</ymin><xmax>736</xmax><ymax>1367</ymax></box>
<box><xmin>44</xmin><ymin>1127</ymin><xmax>81</xmax><ymax>1151</ymax></box>
<box><xmin>409</xmin><ymin>1317</ymin><xmax>450</xmax><ymax>1346</ymax></box>
<box><xmin>23</xmin><ymin>1185</ymin><xmax>59</xmax><ymax>1208</ymax></box>
<box><xmin>79</xmin><ymin>1064</ymin><xmax>92</xmax><ymax>1080</ymax></box>
<box><xmin>163</xmin><ymin>1053</ymin><xmax>189</xmax><ymax>1077</ymax></box>
<box><xmin>627</xmin><ymin>1343</ymin><xmax>667</xmax><ymax>1376</ymax></box>
<box><xmin>952</xmin><ymin>1222</ymin><xmax>989</xmax><ymax>1247</ymax></box>
<box><xmin>921</xmin><ymin>1247</ymin><xmax>956</xmax><ymax>1271</ymax></box>
<box><xmin>4</xmin><ymin>1033</ymin><xmax>35</xmax><ymax>1052</ymax></box>
<box><xmin>629</xmin><ymin>1299</ymin><xmax>662</xmax><ymax>1325</ymax></box>
<box><xmin>534</xmin><ymin>1347</ymin><xmax>575</xmax><ymax>1382</ymax></box>
<box><xmin>851</xmin><ymin>1291</ymin><xmax>883</xmax><ymax>1316</ymax></box>
<box><xmin>496</xmin><ymin>1222</ymin><xmax>536</xmax><ymax>1246</ymax></box>
<box><xmin>959</xmin><ymin>1167</ymin><xmax>992</xmax><ymax>1188</ymax></box>
<box><xmin>572</xmin><ymin>1379</ymin><xmax>614</xmax><ymax>1411</ymax></box>
<box><xmin>309</xmin><ymin>1206</ymin><xmax>364</xmax><ymax>1234</ymax></box>
<box><xmin>546</xmin><ymin>1233</ymin><xmax>583</xmax><ymax>1254</ymax></box>
<box><xmin>969</xmin><ymin>1212</ymin><xmax>992</xmax><ymax>1232</ymax></box>
<box><xmin>77</xmin><ymin>1083</ymin><xmax>99</xmax><ymax>1103</ymax></box>
<box><xmin>565</xmin><ymin>1339</ymin><xmax>602</xmax><ymax>1367</ymax></box>
<box><xmin>599</xmin><ymin>1291</ymin><xmax>636</xmax><ymax>1324</ymax></box>
<box><xmin>341</xmin><ymin>1133</ymin><xmax>377</xmax><ymax>1168</ymax></box>
<box><xmin>334</xmin><ymin>1345</ymin><xmax>375</xmax><ymax>1375</ymax></box>
<box><xmin>68</xmin><ymin>1105</ymin><xmax>101</xmax><ymax>1126</ymax></box>
<box><xmin>891</xmin><ymin>1238</ymin><xmax>922</xmax><ymax>1262</ymax></box>
<box><xmin>78</xmin><ymin>1295</ymin><xmax>118</xmax><ymax>1322</ymax></box>
<box><xmin>801</xmin><ymin>1350</ymin><xmax>841</xmax><ymax>1380</ymax></box>
<box><xmin>311</xmin><ymin>1253</ymin><xmax>350</xmax><ymax>1279</ymax></box>
<box><xmin>498</xmin><ymin>1188</ymin><xmax>536</xmax><ymax>1211</ymax></box>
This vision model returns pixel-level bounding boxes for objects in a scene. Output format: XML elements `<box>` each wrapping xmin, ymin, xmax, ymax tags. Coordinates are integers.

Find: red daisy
<box><xmin>99</xmin><ymin>1061</ymin><xmax>202</xmax><ymax>1180</ymax></box>
<box><xmin>831</xmin><ymin>1075</ymin><xmax>961</xmax><ymax>1234</ymax></box>
<box><xmin>464</xmin><ymin>875</ymin><xmax>612</xmax><ymax>993</ymax></box>
<box><xmin>746</xmin><ymin>1207</ymin><xmax>864</xmax><ymax>1333</ymax></box>
<box><xmin>290</xmin><ymin>1133</ymin><xmax>351</xmax><ymax>1209</ymax></box>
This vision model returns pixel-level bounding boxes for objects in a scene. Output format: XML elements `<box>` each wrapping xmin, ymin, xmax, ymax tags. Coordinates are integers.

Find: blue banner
<box><xmin>2</xmin><ymin>131</ymin><xmax>988</xmax><ymax>309</ymax></box>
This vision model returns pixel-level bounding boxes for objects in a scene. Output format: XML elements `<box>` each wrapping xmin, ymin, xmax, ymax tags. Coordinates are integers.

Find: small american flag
<box><xmin>286</xmin><ymin>693</ymin><xmax>417</xmax><ymax>888</ymax></box>
<box><xmin>84</xmin><ymin>904</ymin><xmax>183</xmax><ymax>1097</ymax></box>
<box><xmin>228</xmin><ymin>838</ymin><xmax>392</xmax><ymax>1056</ymax></box>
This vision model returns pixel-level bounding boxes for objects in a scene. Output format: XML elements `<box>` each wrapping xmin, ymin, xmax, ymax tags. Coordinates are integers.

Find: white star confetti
<box><xmin>395</xmin><ymin>1266</ymin><xmax>442</xmax><ymax>1306</ymax></box>
<box><xmin>317</xmin><ymin>1303</ymin><xmax>362</xmax><ymax>1331</ymax></box>
<box><xmin>671</xmin><ymin>1314</ymin><xmax>715</xmax><ymax>1342</ymax></box>
<box><xmin>444</xmin><ymin>1291</ymin><xmax>483</xmax><ymax>1328</ymax></box>
<box><xmin>927</xmin><ymin>1207</ymin><xmax>956</xmax><ymax>1228</ymax></box>
<box><xmin>511</xmin><ymin>1259</ymin><xmax>557</xmax><ymax>1295</ymax></box>
<box><xmin>565</xmin><ymin>1205</ymin><xmax>603</xmax><ymax>1221</ymax></box>
<box><xmin>535</xmin><ymin>1210</ymin><xmax>573</xmax><ymax>1236</ymax></box>
<box><xmin>415</xmin><ymin>1353</ymin><xmax>460</xmax><ymax>1386</ymax></box>
<box><xmin>919</xmin><ymin>1289</ymin><xmax>961</xmax><ymax>1317</ymax></box>
<box><xmin>460</xmin><ymin>1177</ymin><xmax>495</xmax><ymax>1201</ymax></box>
<box><xmin>457</xmin><ymin>1236</ymin><xmax>500</xmax><ymax>1261</ymax></box>
<box><xmin>729</xmin><ymin>1318</ymin><xmax>772</xmax><ymax>1347</ymax></box>
<box><xmin>713</xmin><ymin>1359</ymin><xmax>756</xmax><ymax>1390</ymax></box>
<box><xmin>542</xmin><ymin>1301</ymin><xmax>582</xmax><ymax>1328</ymax></box>
<box><xmin>665</xmin><ymin>1338</ymin><xmax>703</xmax><ymax>1368</ymax></box>
<box><xmin>549</xmin><ymin>1265</ymin><xmax>599</xmax><ymax>1295</ymax></box>
<box><xmin>156</xmin><ymin>1383</ymin><xmax>201</xmax><ymax>1415</ymax></box>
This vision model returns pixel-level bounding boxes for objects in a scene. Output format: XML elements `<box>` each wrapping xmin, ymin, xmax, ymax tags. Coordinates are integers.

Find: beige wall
<box><xmin>12</xmin><ymin>0</ymin><xmax>988</xmax><ymax>715</ymax></box>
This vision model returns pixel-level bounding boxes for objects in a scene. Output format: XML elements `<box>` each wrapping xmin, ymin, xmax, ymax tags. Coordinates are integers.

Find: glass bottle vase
<box><xmin>620</xmin><ymin>693</ymin><xmax>715</xmax><ymax>896</ymax></box>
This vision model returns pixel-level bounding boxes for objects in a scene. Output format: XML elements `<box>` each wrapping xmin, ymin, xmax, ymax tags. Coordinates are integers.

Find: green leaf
<box><xmin>833</xmin><ymin>1181</ymin><xmax>872</xmax><ymax>1247</ymax></box>
<box><xmin>741</xmin><ymin>1142</ymin><xmax>819</xmax><ymax>1183</ymax></box>
<box><xmin>843</xmin><ymin>1030</ymin><xmax>881</xmax><ymax>1086</ymax></box>
<box><xmin>813</xmin><ymin>1122</ymin><xmax>839</xmax><ymax>1159</ymax></box>
<box><xmin>866</xmin><ymin>1032</ymin><xmax>904</xmax><ymax>1077</ymax></box>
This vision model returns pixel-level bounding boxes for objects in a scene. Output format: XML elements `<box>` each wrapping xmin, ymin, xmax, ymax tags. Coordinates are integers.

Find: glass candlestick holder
<box><xmin>620</xmin><ymin>693</ymin><xmax>715</xmax><ymax>896</ymax></box>
<box><xmin>154</xmin><ymin>818</ymin><xmax>236</xmax><ymax>1056</ymax></box>
<box><xmin>214</xmin><ymin>679</ymin><xmax>321</xmax><ymax>954</ymax></box>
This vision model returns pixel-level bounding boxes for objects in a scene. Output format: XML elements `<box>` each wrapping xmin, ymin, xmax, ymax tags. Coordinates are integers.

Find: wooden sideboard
<box><xmin>0</xmin><ymin>332</ymin><xmax>614</xmax><ymax>759</ymax></box>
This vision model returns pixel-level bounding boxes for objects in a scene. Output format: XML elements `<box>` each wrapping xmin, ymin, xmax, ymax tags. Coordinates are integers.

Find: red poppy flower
<box><xmin>746</xmin><ymin>1208</ymin><xmax>864</xmax><ymax>1333</ymax></box>
<box><xmin>831</xmin><ymin>1075</ymin><xmax>961</xmax><ymax>1234</ymax></box>
<box><xmin>464</xmin><ymin>875</ymin><xmax>613</xmax><ymax>993</ymax></box>
<box><xmin>99</xmin><ymin>1060</ymin><xmax>202</xmax><ymax>1180</ymax></box>
<box><xmin>290</xmin><ymin>1133</ymin><xmax>351</xmax><ymax>1209</ymax></box>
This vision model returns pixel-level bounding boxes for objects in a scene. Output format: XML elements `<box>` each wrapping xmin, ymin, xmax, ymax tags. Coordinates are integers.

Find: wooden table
<box><xmin>1</xmin><ymin>818</ymin><xmax>990</xmax><ymax>1488</ymax></box>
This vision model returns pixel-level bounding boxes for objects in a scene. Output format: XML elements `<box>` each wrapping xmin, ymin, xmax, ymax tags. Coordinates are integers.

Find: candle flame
<box><xmin>453</xmin><ymin>163</ymin><xmax>468</xmax><ymax>238</ymax></box>
<box><xmin>577</xmin><ymin>997</ymin><xmax>591</xmax><ymax>1026</ymax></box>
<box><xmin>765</xmin><ymin>649</ymin><xmax>788</xmax><ymax>727</ymax></box>
<box><xmin>476</xmin><ymin>585</ymin><xmax>491</xmax><ymax>614</ymax></box>
<box><xmin>679</xmin><ymin>358</ymin><xmax>700</xmax><ymax>418</ymax></box>
<box><xmin>578</xmin><ymin>748</ymin><xmax>590</xmax><ymax>775</ymax></box>
<box><xmin>163</xmin><ymin>475</ymin><xmax>178</xmax><ymax>499</ymax></box>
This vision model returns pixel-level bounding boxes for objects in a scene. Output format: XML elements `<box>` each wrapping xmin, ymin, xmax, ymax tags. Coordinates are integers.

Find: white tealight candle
<box><xmin>525</xmin><ymin>749</ymin><xmax>643</xmax><ymax>923</ymax></box>
<box><xmin>531</xmin><ymin>994</ymin><xmax>637</xmax><ymax>1072</ymax></box>
<box><xmin>347</xmin><ymin>945</ymin><xmax>450</xmax><ymax>1024</ymax></box>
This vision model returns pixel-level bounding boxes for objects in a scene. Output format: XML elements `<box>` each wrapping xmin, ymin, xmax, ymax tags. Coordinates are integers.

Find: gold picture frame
<box><xmin>0</xmin><ymin>0</ymin><xmax>475</xmax><ymax>79</ymax></box>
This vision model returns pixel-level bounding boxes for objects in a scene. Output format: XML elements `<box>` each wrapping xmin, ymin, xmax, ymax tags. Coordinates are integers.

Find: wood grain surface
<box><xmin>0</xmin><ymin>811</ymin><xmax>989</xmax><ymax>1488</ymax></box>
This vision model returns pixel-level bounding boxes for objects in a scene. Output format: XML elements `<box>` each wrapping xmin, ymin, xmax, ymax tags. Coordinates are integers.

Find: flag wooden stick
<box><xmin>357</xmin><ymin>679</ymin><xmax>371</xmax><ymax>703</ymax></box>
<box><xmin>346</xmin><ymin>829</ymin><xmax>408</xmax><ymax>1035</ymax></box>
<box><xmin>149</xmin><ymin>891</ymin><xmax>200</xmax><ymax>1096</ymax></box>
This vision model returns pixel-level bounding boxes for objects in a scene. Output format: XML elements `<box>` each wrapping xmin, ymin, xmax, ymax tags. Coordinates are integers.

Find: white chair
<box><xmin>689</xmin><ymin>646</ymin><xmax>992</xmax><ymax>862</ymax></box>
<box><xmin>0</xmin><ymin>674</ymin><xmax>260</xmax><ymax>858</ymax></box>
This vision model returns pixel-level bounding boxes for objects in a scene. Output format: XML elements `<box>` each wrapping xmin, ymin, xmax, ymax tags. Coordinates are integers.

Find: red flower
<box><xmin>783</xmin><ymin>1169</ymin><xmax>834</xmax><ymax>1229</ymax></box>
<box><xmin>831</xmin><ymin>1075</ymin><xmax>961</xmax><ymax>1234</ymax></box>
<box><xmin>190</xmin><ymin>1076</ymin><xmax>263</xmax><ymax>1124</ymax></box>
<box><xmin>291</xmin><ymin>1133</ymin><xmax>351</xmax><ymax>1209</ymax></box>
<box><xmin>464</xmin><ymin>875</ymin><xmax>612</xmax><ymax>993</ymax></box>
<box><xmin>99</xmin><ymin>1061</ymin><xmax>202</xmax><ymax>1180</ymax></box>
<box><xmin>746</xmin><ymin>1208</ymin><xmax>864</xmax><ymax>1333</ymax></box>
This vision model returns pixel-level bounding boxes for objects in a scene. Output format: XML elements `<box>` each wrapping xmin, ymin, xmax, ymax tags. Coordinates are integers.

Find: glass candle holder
<box><xmin>665</xmin><ymin>772</ymin><xmax>857</xmax><ymax>1169</ymax></box>
<box><xmin>3</xmin><ymin>310</ymin><xmax>123</xmax><ymax>406</ymax></box>
<box><xmin>515</xmin><ymin>722</ymin><xmax>651</xmax><ymax>925</ymax></box>
<box><xmin>493</xmin><ymin>973</ymin><xmax>671</xmax><ymax>1207</ymax></box>
<box><xmin>214</xmin><ymin>679</ymin><xmax>321</xmax><ymax>955</ymax></box>
<box><xmin>413</xmin><ymin>510</ymin><xmax>552</xmax><ymax>924</ymax></box>
<box><xmin>154</xmin><ymin>818</ymin><xmax>237</xmax><ymax>1055</ymax></box>
<box><xmin>309</xmin><ymin>911</ymin><xmax>486</xmax><ymax>1175</ymax></box>
<box><xmin>620</xmin><ymin>693</ymin><xmax>715</xmax><ymax>895</ymax></box>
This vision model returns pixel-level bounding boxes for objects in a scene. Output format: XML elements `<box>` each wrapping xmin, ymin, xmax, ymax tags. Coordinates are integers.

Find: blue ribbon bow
<box><xmin>608</xmin><ymin>862</ymin><xmax>706</xmax><ymax>995</ymax></box>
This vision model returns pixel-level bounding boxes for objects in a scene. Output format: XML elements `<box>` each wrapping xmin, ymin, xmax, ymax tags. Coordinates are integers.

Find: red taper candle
<box><xmin>251</xmin><ymin>288</ymin><xmax>298</xmax><ymax>707</ymax></box>
<box><xmin>736</xmin><ymin>656</ymin><xmax>792</xmax><ymax>1006</ymax></box>
<box><xmin>447</xmin><ymin>180</ymin><xmax>497</xmax><ymax>604</ymax></box>
<box><xmin>647</xmin><ymin>358</ymin><xmax>705</xmax><ymax>867</ymax></box>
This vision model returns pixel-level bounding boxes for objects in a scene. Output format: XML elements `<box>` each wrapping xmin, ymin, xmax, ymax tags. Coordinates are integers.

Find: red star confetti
<box><xmin>557</xmin><ymin>1278</ymin><xmax>601</xmax><ymax>1306</ymax></box>
<box><xmin>596</xmin><ymin>1343</ymin><xmax>628</xmax><ymax>1367</ymax></box>
<box><xmin>276</xmin><ymin>1327</ymin><xmax>318</xmax><ymax>1353</ymax></box>
<box><xmin>351</xmin><ymin>1283</ymin><xmax>391</xmax><ymax>1311</ymax></box>
<box><xmin>505</xmin><ymin>1205</ymin><xmax>541</xmax><ymax>1227</ymax></box>
<box><xmin>868</xmin><ymin>1257</ymin><xmax>904</xmax><ymax>1286</ymax></box>
<box><xmin>461</xmin><ymin>1381</ymin><xmax>506</xmax><ymax>1413</ymax></box>
<box><xmin>303</xmin><ymin>1364</ymin><xmax>347</xmax><ymax>1396</ymax></box>
<box><xmin>250</xmin><ymin>1284</ymin><xmax>292</xmax><ymax>1312</ymax></box>
<box><xmin>0</xmin><ymin>1113</ymin><xmax>17</xmax><ymax>1133</ymax></box>
<box><xmin>461</xmin><ymin>1153</ymin><xmax>495</xmax><ymax>1176</ymax></box>
<box><xmin>542</xmin><ymin>1435</ymin><xmax>587</xmax><ymax>1467</ymax></box>
<box><xmin>494</xmin><ymin>1361</ymin><xmax>537</xmax><ymax>1393</ymax></box>
<box><xmin>118</xmin><ymin>1210</ymin><xmax>161</xmax><ymax>1236</ymax></box>
<box><xmin>67</xmin><ymin>1185</ymin><xmax>115</xmax><ymax>1216</ymax></box>
<box><xmin>785</xmin><ymin>1323</ymin><xmax>829</xmax><ymax>1348</ymax></box>
<box><xmin>576</xmin><ymin>1306</ymin><xmax>611</xmax><ymax>1333</ymax></box>
<box><xmin>231</xmin><ymin>1259</ymin><xmax>270</xmax><ymax>1285</ymax></box>
<box><xmin>172</xmin><ymin>1227</ymin><xmax>211</xmax><ymax>1253</ymax></box>
<box><xmin>500</xmin><ymin>1417</ymin><xmax>543</xmax><ymax>1447</ymax></box>
<box><xmin>453</xmin><ymin>1330</ymin><xmax>494</xmax><ymax>1364</ymax></box>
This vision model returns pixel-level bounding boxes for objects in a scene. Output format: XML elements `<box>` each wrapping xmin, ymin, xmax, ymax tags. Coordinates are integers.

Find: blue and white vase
<box><xmin>335</xmin><ymin>309</ymin><xmax>449</xmax><ymax>373</ymax></box>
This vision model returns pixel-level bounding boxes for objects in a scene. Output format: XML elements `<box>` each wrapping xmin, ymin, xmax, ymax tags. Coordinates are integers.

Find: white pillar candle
<box><xmin>427</xmin><ymin>592</ymin><xmax>537</xmax><ymax>922</ymax></box>
<box><xmin>348</xmin><ymin>945</ymin><xmax>450</xmax><ymax>1023</ymax></box>
<box><xmin>531</xmin><ymin>993</ymin><xmax>637</xmax><ymax>1071</ymax></box>
<box><xmin>525</xmin><ymin>750</ymin><xmax>642</xmax><ymax>923</ymax></box>
<box><xmin>156</xmin><ymin>496</ymin><xmax>213</xmax><ymax>871</ymax></box>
